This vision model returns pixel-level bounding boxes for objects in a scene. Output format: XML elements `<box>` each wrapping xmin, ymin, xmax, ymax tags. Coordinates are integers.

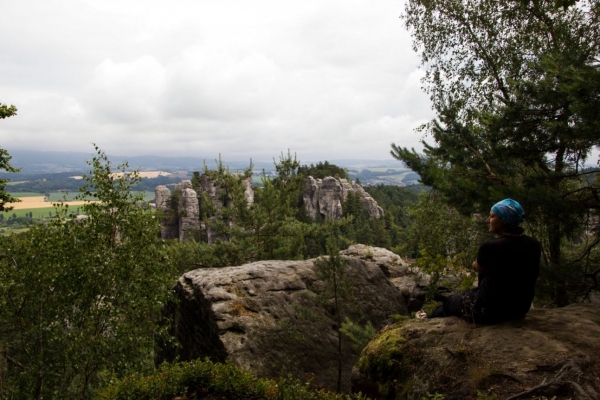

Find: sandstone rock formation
<box><xmin>303</xmin><ymin>176</ymin><xmax>384</xmax><ymax>220</ymax></box>
<box><xmin>178</xmin><ymin>186</ymin><xmax>201</xmax><ymax>241</ymax></box>
<box><xmin>154</xmin><ymin>175</ymin><xmax>253</xmax><ymax>242</ymax></box>
<box><xmin>340</xmin><ymin>244</ymin><xmax>428</xmax><ymax>312</ymax></box>
<box><xmin>155</xmin><ymin>185</ymin><xmax>178</xmax><ymax>239</ymax></box>
<box><xmin>162</xmin><ymin>245</ymin><xmax>410</xmax><ymax>392</ymax></box>
<box><xmin>156</xmin><ymin>174</ymin><xmax>384</xmax><ymax>241</ymax></box>
<box><xmin>351</xmin><ymin>303</ymin><xmax>600</xmax><ymax>399</ymax></box>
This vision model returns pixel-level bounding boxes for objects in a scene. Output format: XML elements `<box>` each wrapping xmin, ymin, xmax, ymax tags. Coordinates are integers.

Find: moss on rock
<box><xmin>354</xmin><ymin>323</ymin><xmax>413</xmax><ymax>397</ymax></box>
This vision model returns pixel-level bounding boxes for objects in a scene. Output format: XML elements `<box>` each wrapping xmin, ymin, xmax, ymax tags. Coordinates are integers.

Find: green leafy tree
<box><xmin>0</xmin><ymin>103</ymin><xmax>21</xmax><ymax>212</ymax></box>
<box><xmin>392</xmin><ymin>0</ymin><xmax>600</xmax><ymax>304</ymax></box>
<box><xmin>405</xmin><ymin>193</ymin><xmax>484</xmax><ymax>297</ymax></box>
<box><xmin>298</xmin><ymin>161</ymin><xmax>350</xmax><ymax>181</ymax></box>
<box><xmin>0</xmin><ymin>146</ymin><xmax>176</xmax><ymax>398</ymax></box>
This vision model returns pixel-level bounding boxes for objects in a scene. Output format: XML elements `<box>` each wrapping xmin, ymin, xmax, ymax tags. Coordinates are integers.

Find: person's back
<box><xmin>476</xmin><ymin>235</ymin><xmax>541</xmax><ymax>323</ymax></box>
<box><xmin>427</xmin><ymin>198</ymin><xmax>541</xmax><ymax>324</ymax></box>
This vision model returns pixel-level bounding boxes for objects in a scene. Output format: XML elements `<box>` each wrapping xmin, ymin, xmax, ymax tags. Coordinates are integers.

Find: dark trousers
<box><xmin>428</xmin><ymin>289</ymin><xmax>482</xmax><ymax>323</ymax></box>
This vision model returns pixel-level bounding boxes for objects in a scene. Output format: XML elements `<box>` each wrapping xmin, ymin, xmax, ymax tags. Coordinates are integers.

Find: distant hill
<box><xmin>4</xmin><ymin>150</ymin><xmax>407</xmax><ymax>176</ymax></box>
<box><xmin>2</xmin><ymin>150</ymin><xmax>420</xmax><ymax>196</ymax></box>
<box><xmin>4</xmin><ymin>150</ymin><xmax>268</xmax><ymax>174</ymax></box>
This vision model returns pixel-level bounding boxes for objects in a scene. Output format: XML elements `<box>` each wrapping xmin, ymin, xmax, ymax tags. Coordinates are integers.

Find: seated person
<box><xmin>427</xmin><ymin>199</ymin><xmax>541</xmax><ymax>324</ymax></box>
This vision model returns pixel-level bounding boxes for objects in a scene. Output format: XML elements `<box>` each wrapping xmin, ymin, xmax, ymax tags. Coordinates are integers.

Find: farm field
<box><xmin>6</xmin><ymin>192</ymin><xmax>41</xmax><ymax>197</ymax></box>
<box><xmin>7</xmin><ymin>192</ymin><xmax>155</xmax><ymax>210</ymax></box>
<box><xmin>9</xmin><ymin>207</ymin><xmax>72</xmax><ymax>219</ymax></box>
<box><xmin>2</xmin><ymin>193</ymin><xmax>156</xmax><ymax>236</ymax></box>
<box><xmin>69</xmin><ymin>171</ymin><xmax>172</xmax><ymax>179</ymax></box>
<box><xmin>10</xmin><ymin>196</ymin><xmax>89</xmax><ymax>210</ymax></box>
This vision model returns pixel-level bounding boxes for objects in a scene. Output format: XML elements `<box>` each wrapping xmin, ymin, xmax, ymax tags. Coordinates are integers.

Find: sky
<box><xmin>0</xmin><ymin>0</ymin><xmax>433</xmax><ymax>163</ymax></box>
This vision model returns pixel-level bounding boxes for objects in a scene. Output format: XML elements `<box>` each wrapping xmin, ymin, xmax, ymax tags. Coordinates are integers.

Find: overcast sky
<box><xmin>0</xmin><ymin>0</ymin><xmax>433</xmax><ymax>163</ymax></box>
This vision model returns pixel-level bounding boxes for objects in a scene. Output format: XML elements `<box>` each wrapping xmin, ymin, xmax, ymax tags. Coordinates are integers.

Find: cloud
<box><xmin>85</xmin><ymin>56</ymin><xmax>166</xmax><ymax>123</ymax></box>
<box><xmin>0</xmin><ymin>0</ymin><xmax>433</xmax><ymax>162</ymax></box>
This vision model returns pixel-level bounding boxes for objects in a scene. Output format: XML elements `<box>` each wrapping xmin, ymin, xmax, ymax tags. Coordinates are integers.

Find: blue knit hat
<box><xmin>491</xmin><ymin>198</ymin><xmax>525</xmax><ymax>226</ymax></box>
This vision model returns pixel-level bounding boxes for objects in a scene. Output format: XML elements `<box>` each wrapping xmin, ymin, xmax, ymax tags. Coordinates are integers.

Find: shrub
<box><xmin>97</xmin><ymin>359</ymin><xmax>371</xmax><ymax>400</ymax></box>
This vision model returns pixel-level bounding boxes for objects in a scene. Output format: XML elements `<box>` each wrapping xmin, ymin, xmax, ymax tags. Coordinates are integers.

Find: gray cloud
<box><xmin>0</xmin><ymin>0</ymin><xmax>433</xmax><ymax>162</ymax></box>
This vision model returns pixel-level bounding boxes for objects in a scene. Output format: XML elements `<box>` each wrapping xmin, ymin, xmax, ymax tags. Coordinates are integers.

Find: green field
<box><xmin>47</xmin><ymin>192</ymin><xmax>95</xmax><ymax>201</ymax></box>
<box><xmin>1</xmin><ymin>201</ymin><xmax>157</xmax><ymax>236</ymax></box>
<box><xmin>7</xmin><ymin>192</ymin><xmax>43</xmax><ymax>197</ymax></box>
<box><xmin>5</xmin><ymin>207</ymin><xmax>73</xmax><ymax>219</ymax></box>
<box><xmin>0</xmin><ymin>227</ymin><xmax>29</xmax><ymax>236</ymax></box>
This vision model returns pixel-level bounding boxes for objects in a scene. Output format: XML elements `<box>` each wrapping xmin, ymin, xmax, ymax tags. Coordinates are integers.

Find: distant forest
<box><xmin>4</xmin><ymin>172</ymin><xmax>182</xmax><ymax>194</ymax></box>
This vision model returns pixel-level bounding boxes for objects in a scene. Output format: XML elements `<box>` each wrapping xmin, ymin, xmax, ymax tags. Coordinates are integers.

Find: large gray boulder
<box><xmin>341</xmin><ymin>244</ymin><xmax>429</xmax><ymax>312</ymax></box>
<box><xmin>351</xmin><ymin>303</ymin><xmax>600</xmax><ymax>399</ymax></box>
<box><xmin>164</xmin><ymin>246</ymin><xmax>409</xmax><ymax>392</ymax></box>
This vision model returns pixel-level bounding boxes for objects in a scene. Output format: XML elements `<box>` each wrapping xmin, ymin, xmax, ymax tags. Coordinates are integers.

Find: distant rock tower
<box><xmin>155</xmin><ymin>175</ymin><xmax>253</xmax><ymax>242</ymax></box>
<box><xmin>303</xmin><ymin>176</ymin><xmax>383</xmax><ymax>220</ymax></box>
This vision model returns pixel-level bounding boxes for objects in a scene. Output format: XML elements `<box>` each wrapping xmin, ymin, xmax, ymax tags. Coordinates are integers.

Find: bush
<box><xmin>0</xmin><ymin>147</ymin><xmax>177</xmax><ymax>398</ymax></box>
<box><xmin>98</xmin><ymin>358</ymin><xmax>371</xmax><ymax>400</ymax></box>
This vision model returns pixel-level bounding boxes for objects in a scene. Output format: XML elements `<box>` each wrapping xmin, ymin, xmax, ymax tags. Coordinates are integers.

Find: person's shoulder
<box><xmin>520</xmin><ymin>234</ymin><xmax>541</xmax><ymax>247</ymax></box>
<box><xmin>478</xmin><ymin>237</ymin><xmax>505</xmax><ymax>253</ymax></box>
<box><xmin>482</xmin><ymin>235</ymin><xmax>539</xmax><ymax>248</ymax></box>
<box><xmin>481</xmin><ymin>237</ymin><xmax>506</xmax><ymax>246</ymax></box>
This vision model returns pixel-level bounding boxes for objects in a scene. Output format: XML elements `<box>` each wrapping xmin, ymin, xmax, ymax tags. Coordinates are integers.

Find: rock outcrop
<box><xmin>303</xmin><ymin>176</ymin><xmax>384</xmax><ymax>220</ymax></box>
<box><xmin>155</xmin><ymin>185</ymin><xmax>179</xmax><ymax>239</ymax></box>
<box><xmin>156</xmin><ymin>175</ymin><xmax>384</xmax><ymax>241</ymax></box>
<box><xmin>340</xmin><ymin>244</ymin><xmax>429</xmax><ymax>312</ymax></box>
<box><xmin>351</xmin><ymin>303</ymin><xmax>600</xmax><ymax>399</ymax></box>
<box><xmin>155</xmin><ymin>175</ymin><xmax>253</xmax><ymax>242</ymax></box>
<box><xmin>162</xmin><ymin>245</ymin><xmax>410</xmax><ymax>392</ymax></box>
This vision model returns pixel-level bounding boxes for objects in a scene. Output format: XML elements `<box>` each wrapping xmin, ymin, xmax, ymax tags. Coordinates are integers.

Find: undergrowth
<box><xmin>97</xmin><ymin>358</ymin><xmax>371</xmax><ymax>400</ymax></box>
